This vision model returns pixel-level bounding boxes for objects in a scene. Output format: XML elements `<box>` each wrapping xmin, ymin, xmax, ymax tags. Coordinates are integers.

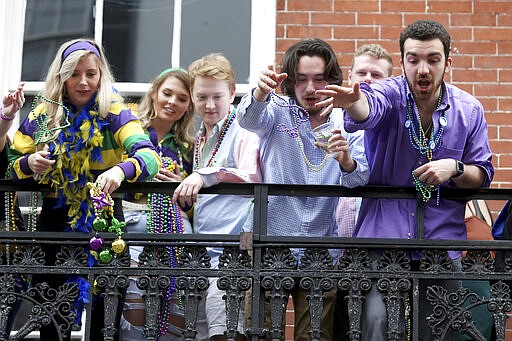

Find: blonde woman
<box><xmin>120</xmin><ymin>68</ymin><xmax>195</xmax><ymax>340</ymax></box>
<box><xmin>9</xmin><ymin>38</ymin><xmax>161</xmax><ymax>341</ymax></box>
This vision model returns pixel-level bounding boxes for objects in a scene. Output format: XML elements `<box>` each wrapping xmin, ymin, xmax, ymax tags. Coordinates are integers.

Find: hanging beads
<box><xmin>412</xmin><ymin>172</ymin><xmax>440</xmax><ymax>204</ymax></box>
<box><xmin>87</xmin><ymin>181</ymin><xmax>126</xmax><ymax>264</ymax></box>
<box><xmin>146</xmin><ymin>155</ymin><xmax>185</xmax><ymax>337</ymax></box>
<box><xmin>194</xmin><ymin>109</ymin><xmax>236</xmax><ymax>170</ymax></box>
<box><xmin>269</xmin><ymin>91</ymin><xmax>310</xmax><ymax>138</ymax></box>
<box><xmin>28</xmin><ymin>192</ymin><xmax>38</xmax><ymax>232</ymax></box>
<box><xmin>405</xmin><ymin>86</ymin><xmax>445</xmax><ymax>162</ymax></box>
<box><xmin>405</xmin><ymin>77</ymin><xmax>446</xmax><ymax>204</ymax></box>
<box><xmin>4</xmin><ymin>192</ymin><xmax>15</xmax><ymax>264</ymax></box>
<box><xmin>295</xmin><ymin>134</ymin><xmax>330</xmax><ymax>172</ymax></box>
<box><xmin>30</xmin><ymin>93</ymin><xmax>72</xmax><ymax>145</ymax></box>
<box><xmin>269</xmin><ymin>91</ymin><xmax>334</xmax><ymax>171</ymax></box>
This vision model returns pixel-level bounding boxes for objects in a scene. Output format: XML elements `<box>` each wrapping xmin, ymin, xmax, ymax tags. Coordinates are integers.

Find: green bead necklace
<box><xmin>30</xmin><ymin>94</ymin><xmax>71</xmax><ymax>145</ymax></box>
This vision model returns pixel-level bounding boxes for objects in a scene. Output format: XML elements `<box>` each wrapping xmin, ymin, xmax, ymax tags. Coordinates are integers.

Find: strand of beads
<box><xmin>4</xmin><ymin>192</ymin><xmax>15</xmax><ymax>264</ymax></box>
<box><xmin>405</xmin><ymin>90</ymin><xmax>446</xmax><ymax>162</ymax></box>
<box><xmin>405</xmin><ymin>77</ymin><xmax>446</xmax><ymax>204</ymax></box>
<box><xmin>270</xmin><ymin>91</ymin><xmax>310</xmax><ymax>138</ymax></box>
<box><xmin>87</xmin><ymin>181</ymin><xmax>126</xmax><ymax>264</ymax></box>
<box><xmin>194</xmin><ymin>109</ymin><xmax>236</xmax><ymax>169</ymax></box>
<box><xmin>28</xmin><ymin>192</ymin><xmax>38</xmax><ymax>232</ymax></box>
<box><xmin>30</xmin><ymin>93</ymin><xmax>72</xmax><ymax>145</ymax></box>
<box><xmin>268</xmin><ymin>91</ymin><xmax>332</xmax><ymax>171</ymax></box>
<box><xmin>295</xmin><ymin>134</ymin><xmax>330</xmax><ymax>172</ymax></box>
<box><xmin>147</xmin><ymin>156</ymin><xmax>184</xmax><ymax>336</ymax></box>
<box><xmin>405</xmin><ymin>294</ymin><xmax>411</xmax><ymax>341</ymax></box>
<box><xmin>411</xmin><ymin>172</ymin><xmax>440</xmax><ymax>205</ymax></box>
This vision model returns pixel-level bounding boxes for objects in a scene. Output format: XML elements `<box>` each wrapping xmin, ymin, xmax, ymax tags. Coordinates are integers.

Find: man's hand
<box><xmin>253</xmin><ymin>65</ymin><xmax>288</xmax><ymax>102</ymax></box>
<box><xmin>327</xmin><ymin>130</ymin><xmax>355</xmax><ymax>172</ymax></box>
<box><xmin>172</xmin><ymin>172</ymin><xmax>205</xmax><ymax>207</ymax></box>
<box><xmin>316</xmin><ymin>83</ymin><xmax>368</xmax><ymax>121</ymax></box>
<box><xmin>413</xmin><ymin>159</ymin><xmax>457</xmax><ymax>186</ymax></box>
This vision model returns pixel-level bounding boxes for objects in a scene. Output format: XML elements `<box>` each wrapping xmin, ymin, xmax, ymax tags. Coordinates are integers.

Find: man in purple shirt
<box><xmin>317</xmin><ymin>20</ymin><xmax>494</xmax><ymax>340</ymax></box>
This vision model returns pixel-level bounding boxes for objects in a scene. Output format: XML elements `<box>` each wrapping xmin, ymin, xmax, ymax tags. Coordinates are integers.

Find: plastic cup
<box><xmin>312</xmin><ymin>121</ymin><xmax>338</xmax><ymax>156</ymax></box>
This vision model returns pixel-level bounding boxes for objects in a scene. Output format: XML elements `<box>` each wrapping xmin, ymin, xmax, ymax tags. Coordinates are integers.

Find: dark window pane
<box><xmin>21</xmin><ymin>0</ymin><xmax>95</xmax><ymax>81</ymax></box>
<box><xmin>181</xmin><ymin>0</ymin><xmax>251</xmax><ymax>83</ymax></box>
<box><xmin>103</xmin><ymin>0</ymin><xmax>174</xmax><ymax>83</ymax></box>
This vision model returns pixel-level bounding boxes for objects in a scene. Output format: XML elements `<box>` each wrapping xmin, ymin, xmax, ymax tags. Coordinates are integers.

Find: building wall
<box><xmin>275</xmin><ymin>0</ymin><xmax>512</xmax><ymax>215</ymax></box>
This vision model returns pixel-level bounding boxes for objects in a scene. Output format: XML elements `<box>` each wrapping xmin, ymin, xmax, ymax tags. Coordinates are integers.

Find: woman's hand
<box><xmin>153</xmin><ymin>160</ymin><xmax>182</xmax><ymax>182</ymax></box>
<box><xmin>2</xmin><ymin>83</ymin><xmax>25</xmax><ymax>118</ymax></box>
<box><xmin>96</xmin><ymin>166</ymin><xmax>125</xmax><ymax>194</ymax></box>
<box><xmin>28</xmin><ymin>151</ymin><xmax>55</xmax><ymax>175</ymax></box>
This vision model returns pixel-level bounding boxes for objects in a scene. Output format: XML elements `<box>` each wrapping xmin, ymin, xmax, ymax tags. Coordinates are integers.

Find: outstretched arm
<box><xmin>0</xmin><ymin>83</ymin><xmax>25</xmax><ymax>150</ymax></box>
<box><xmin>252</xmin><ymin>65</ymin><xmax>288</xmax><ymax>102</ymax></box>
<box><xmin>315</xmin><ymin>82</ymin><xmax>370</xmax><ymax>122</ymax></box>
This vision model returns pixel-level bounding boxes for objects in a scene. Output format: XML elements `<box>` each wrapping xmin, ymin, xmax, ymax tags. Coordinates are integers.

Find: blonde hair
<box><xmin>43</xmin><ymin>38</ymin><xmax>117</xmax><ymax>131</ymax></box>
<box><xmin>352</xmin><ymin>44</ymin><xmax>393</xmax><ymax>77</ymax></box>
<box><xmin>188</xmin><ymin>53</ymin><xmax>236</xmax><ymax>93</ymax></box>
<box><xmin>137</xmin><ymin>69</ymin><xmax>195</xmax><ymax>158</ymax></box>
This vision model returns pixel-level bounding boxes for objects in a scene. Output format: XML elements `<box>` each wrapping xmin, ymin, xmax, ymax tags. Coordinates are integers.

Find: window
<box><xmin>18</xmin><ymin>0</ymin><xmax>275</xmax><ymax>97</ymax></box>
<box><xmin>22</xmin><ymin>0</ymin><xmax>95</xmax><ymax>81</ymax></box>
<box><xmin>102</xmin><ymin>0</ymin><xmax>175</xmax><ymax>83</ymax></box>
<box><xmin>180</xmin><ymin>0</ymin><xmax>251</xmax><ymax>84</ymax></box>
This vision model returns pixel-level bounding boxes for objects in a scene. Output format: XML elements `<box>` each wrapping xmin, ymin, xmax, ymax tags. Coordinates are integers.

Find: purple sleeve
<box><xmin>20</xmin><ymin>155</ymin><xmax>34</xmax><ymax>175</ymax></box>
<box><xmin>117</xmin><ymin>161</ymin><xmax>136</xmax><ymax>180</ymax></box>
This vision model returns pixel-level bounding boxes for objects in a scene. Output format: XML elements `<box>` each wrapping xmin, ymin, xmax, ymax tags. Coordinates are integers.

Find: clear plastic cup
<box><xmin>312</xmin><ymin>121</ymin><xmax>338</xmax><ymax>156</ymax></box>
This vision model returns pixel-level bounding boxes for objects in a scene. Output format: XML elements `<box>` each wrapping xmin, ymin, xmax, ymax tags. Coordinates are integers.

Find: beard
<box><xmin>404</xmin><ymin>70</ymin><xmax>443</xmax><ymax>104</ymax></box>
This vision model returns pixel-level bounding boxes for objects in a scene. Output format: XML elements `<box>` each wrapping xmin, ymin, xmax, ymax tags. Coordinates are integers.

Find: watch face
<box><xmin>456</xmin><ymin>161</ymin><xmax>464</xmax><ymax>176</ymax></box>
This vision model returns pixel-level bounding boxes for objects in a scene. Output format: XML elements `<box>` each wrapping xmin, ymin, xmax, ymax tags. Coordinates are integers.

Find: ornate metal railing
<box><xmin>0</xmin><ymin>180</ymin><xmax>511</xmax><ymax>341</ymax></box>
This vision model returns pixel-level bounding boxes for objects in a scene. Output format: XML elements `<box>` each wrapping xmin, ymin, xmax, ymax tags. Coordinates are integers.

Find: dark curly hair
<box><xmin>280</xmin><ymin>38</ymin><xmax>342</xmax><ymax>98</ymax></box>
<box><xmin>400</xmin><ymin>20</ymin><xmax>451</xmax><ymax>61</ymax></box>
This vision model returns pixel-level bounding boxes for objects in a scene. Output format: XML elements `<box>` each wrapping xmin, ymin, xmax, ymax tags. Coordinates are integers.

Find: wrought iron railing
<box><xmin>0</xmin><ymin>180</ymin><xmax>511</xmax><ymax>341</ymax></box>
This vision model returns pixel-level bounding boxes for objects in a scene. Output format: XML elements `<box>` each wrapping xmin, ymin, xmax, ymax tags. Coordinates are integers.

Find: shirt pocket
<box><xmin>435</xmin><ymin>145</ymin><xmax>463</xmax><ymax>160</ymax></box>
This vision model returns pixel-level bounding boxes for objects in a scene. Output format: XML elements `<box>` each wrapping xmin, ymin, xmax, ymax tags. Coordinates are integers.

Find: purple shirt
<box><xmin>344</xmin><ymin>76</ymin><xmax>494</xmax><ymax>251</ymax></box>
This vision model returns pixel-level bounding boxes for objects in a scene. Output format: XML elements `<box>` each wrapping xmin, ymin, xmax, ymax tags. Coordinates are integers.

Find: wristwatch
<box><xmin>453</xmin><ymin>160</ymin><xmax>464</xmax><ymax>178</ymax></box>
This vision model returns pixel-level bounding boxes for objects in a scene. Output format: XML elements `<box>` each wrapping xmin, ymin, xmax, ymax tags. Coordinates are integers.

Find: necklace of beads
<box><xmin>268</xmin><ymin>91</ymin><xmax>331</xmax><ymax>171</ymax></box>
<box><xmin>270</xmin><ymin>91</ymin><xmax>310</xmax><ymax>138</ymax></box>
<box><xmin>405</xmin><ymin>89</ymin><xmax>446</xmax><ymax>162</ymax></box>
<box><xmin>194</xmin><ymin>109</ymin><xmax>236</xmax><ymax>170</ymax></box>
<box><xmin>31</xmin><ymin>94</ymin><xmax>71</xmax><ymax>145</ymax></box>
<box><xmin>4</xmin><ymin>191</ymin><xmax>16</xmax><ymax>264</ymax></box>
<box><xmin>4</xmin><ymin>190</ymin><xmax>38</xmax><ymax>264</ymax></box>
<box><xmin>87</xmin><ymin>181</ymin><xmax>127</xmax><ymax>264</ymax></box>
<box><xmin>295</xmin><ymin>134</ymin><xmax>330</xmax><ymax>172</ymax></box>
<box><xmin>146</xmin><ymin>155</ymin><xmax>184</xmax><ymax>337</ymax></box>
<box><xmin>405</xmin><ymin>79</ymin><xmax>445</xmax><ymax>203</ymax></box>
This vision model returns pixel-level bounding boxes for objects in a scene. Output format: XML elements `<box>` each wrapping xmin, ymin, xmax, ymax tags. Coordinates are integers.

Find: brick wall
<box><xmin>275</xmin><ymin>0</ymin><xmax>512</xmax><ymax>216</ymax></box>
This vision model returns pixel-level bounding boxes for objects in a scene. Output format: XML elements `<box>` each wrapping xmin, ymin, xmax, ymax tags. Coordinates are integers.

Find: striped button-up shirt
<box><xmin>237</xmin><ymin>91</ymin><xmax>369</xmax><ymax>259</ymax></box>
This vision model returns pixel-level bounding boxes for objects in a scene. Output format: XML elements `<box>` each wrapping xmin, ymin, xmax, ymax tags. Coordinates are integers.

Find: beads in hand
<box><xmin>87</xmin><ymin>181</ymin><xmax>126</xmax><ymax>263</ymax></box>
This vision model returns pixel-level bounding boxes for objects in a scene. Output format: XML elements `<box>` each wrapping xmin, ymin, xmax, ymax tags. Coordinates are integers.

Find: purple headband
<box><xmin>62</xmin><ymin>41</ymin><xmax>101</xmax><ymax>62</ymax></box>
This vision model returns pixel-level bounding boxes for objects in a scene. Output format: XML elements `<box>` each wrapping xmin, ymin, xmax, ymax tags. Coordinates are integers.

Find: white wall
<box><xmin>0</xmin><ymin>0</ymin><xmax>27</xmax><ymax>136</ymax></box>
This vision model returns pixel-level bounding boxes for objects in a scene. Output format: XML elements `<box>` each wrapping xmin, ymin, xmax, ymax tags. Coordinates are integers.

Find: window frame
<box><xmin>6</xmin><ymin>0</ymin><xmax>276</xmax><ymax>98</ymax></box>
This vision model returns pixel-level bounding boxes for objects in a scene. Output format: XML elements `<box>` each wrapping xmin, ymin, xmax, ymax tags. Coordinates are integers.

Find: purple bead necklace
<box><xmin>147</xmin><ymin>156</ymin><xmax>184</xmax><ymax>337</ymax></box>
<box><xmin>270</xmin><ymin>91</ymin><xmax>309</xmax><ymax>138</ymax></box>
